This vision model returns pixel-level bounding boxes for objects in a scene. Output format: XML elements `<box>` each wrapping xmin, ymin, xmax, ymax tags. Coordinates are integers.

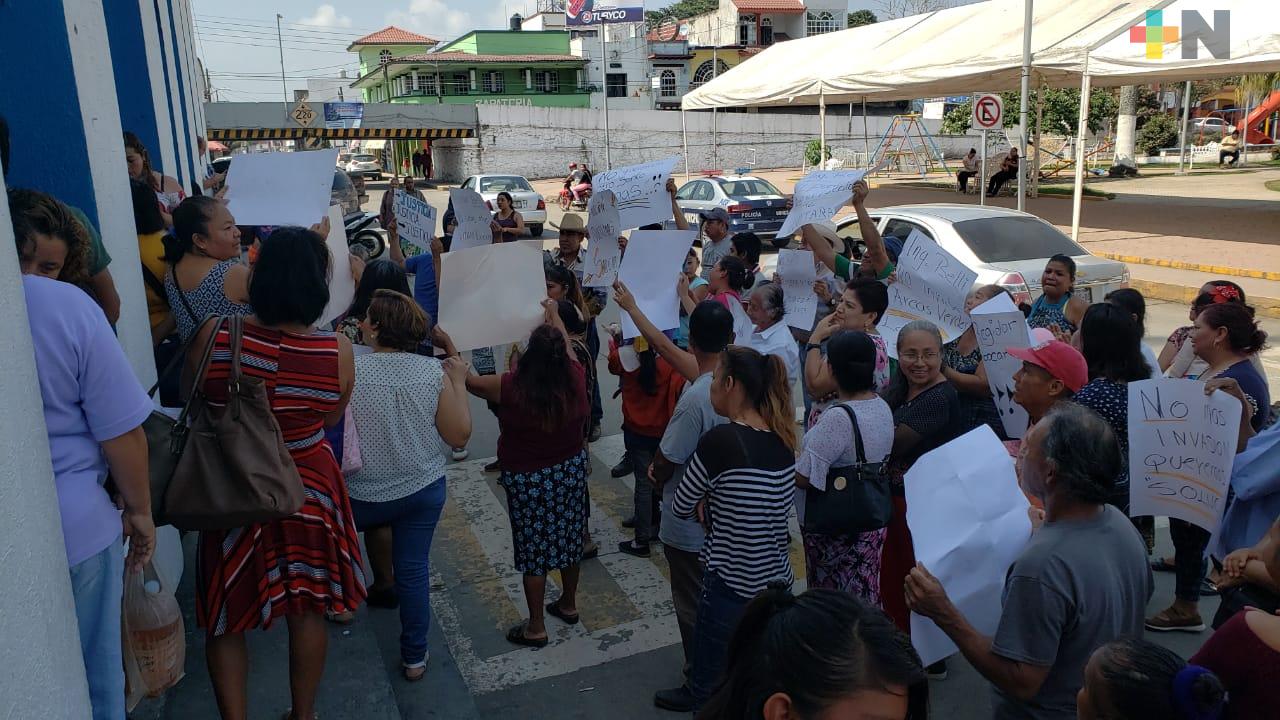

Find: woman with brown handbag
<box><xmin>187</xmin><ymin>224</ymin><xmax>366</xmax><ymax>720</ymax></box>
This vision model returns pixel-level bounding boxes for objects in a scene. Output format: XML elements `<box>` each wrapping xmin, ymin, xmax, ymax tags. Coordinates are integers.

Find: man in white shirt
<box><xmin>743</xmin><ymin>283</ymin><xmax>800</xmax><ymax>388</ymax></box>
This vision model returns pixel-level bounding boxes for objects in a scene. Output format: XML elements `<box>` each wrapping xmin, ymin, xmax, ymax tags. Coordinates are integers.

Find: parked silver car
<box><xmin>831</xmin><ymin>204</ymin><xmax>1129</xmax><ymax>305</ymax></box>
<box><xmin>460</xmin><ymin>174</ymin><xmax>548</xmax><ymax>237</ymax></box>
<box><xmin>346</xmin><ymin>154</ymin><xmax>382</xmax><ymax>179</ymax></box>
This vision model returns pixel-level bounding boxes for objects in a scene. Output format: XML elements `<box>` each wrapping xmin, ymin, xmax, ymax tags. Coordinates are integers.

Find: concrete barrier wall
<box><xmin>432</xmin><ymin>105</ymin><xmax>980</xmax><ymax>181</ymax></box>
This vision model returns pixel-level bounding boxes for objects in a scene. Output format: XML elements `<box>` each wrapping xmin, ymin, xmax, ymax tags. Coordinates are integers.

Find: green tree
<box><xmin>646</xmin><ymin>0</ymin><xmax>719</xmax><ymax>28</ymax></box>
<box><xmin>805</xmin><ymin>139</ymin><xmax>832</xmax><ymax>166</ymax></box>
<box><xmin>848</xmin><ymin>9</ymin><xmax>878</xmax><ymax>27</ymax></box>
<box><xmin>940</xmin><ymin>88</ymin><xmax>1119</xmax><ymax>136</ymax></box>
<box><xmin>1136</xmin><ymin>112</ymin><xmax>1179</xmax><ymax>155</ymax></box>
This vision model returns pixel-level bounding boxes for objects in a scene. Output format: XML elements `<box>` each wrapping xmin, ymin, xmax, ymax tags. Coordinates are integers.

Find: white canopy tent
<box><xmin>679</xmin><ymin>0</ymin><xmax>1279</xmax><ymax>242</ymax></box>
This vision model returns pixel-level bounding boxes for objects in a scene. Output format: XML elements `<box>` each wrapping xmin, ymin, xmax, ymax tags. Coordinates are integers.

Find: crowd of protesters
<box><xmin>7</xmin><ymin>112</ymin><xmax>1278</xmax><ymax>720</ymax></box>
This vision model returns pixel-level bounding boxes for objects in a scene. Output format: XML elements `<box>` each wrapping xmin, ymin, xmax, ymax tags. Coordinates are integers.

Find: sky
<box><xmin>194</xmin><ymin>0</ymin><xmax>882</xmax><ymax>102</ymax></box>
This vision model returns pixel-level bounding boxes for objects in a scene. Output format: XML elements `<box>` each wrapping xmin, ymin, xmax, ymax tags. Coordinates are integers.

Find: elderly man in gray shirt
<box><xmin>906</xmin><ymin>403</ymin><xmax>1153</xmax><ymax>719</ymax></box>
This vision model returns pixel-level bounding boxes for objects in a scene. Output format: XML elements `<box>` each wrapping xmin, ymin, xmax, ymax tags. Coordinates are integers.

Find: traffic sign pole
<box><xmin>979</xmin><ymin>129</ymin><xmax>987</xmax><ymax>207</ymax></box>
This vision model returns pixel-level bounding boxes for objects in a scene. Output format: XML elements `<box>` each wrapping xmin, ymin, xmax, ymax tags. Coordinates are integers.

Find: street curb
<box><xmin>1130</xmin><ymin>278</ymin><xmax>1280</xmax><ymax>319</ymax></box>
<box><xmin>1095</xmin><ymin>252</ymin><xmax>1280</xmax><ymax>281</ymax></box>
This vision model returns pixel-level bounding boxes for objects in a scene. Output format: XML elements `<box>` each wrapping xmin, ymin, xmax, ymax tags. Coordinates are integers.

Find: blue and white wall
<box><xmin>0</xmin><ymin>2</ymin><xmax>205</xmax><ymax>716</ymax></box>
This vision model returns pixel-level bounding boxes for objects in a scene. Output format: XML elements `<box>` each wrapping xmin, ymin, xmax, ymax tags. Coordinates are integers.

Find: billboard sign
<box><xmin>566</xmin><ymin>1</ymin><xmax>644</xmax><ymax>26</ymax></box>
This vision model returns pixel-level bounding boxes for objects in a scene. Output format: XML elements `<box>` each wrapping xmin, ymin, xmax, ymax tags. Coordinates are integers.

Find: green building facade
<box><xmin>349</xmin><ymin>28</ymin><xmax>590</xmax><ymax>109</ymax></box>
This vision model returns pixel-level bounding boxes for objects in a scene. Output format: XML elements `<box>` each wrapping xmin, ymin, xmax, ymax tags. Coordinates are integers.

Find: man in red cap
<box><xmin>1009</xmin><ymin>339</ymin><xmax>1087</xmax><ymax>429</ymax></box>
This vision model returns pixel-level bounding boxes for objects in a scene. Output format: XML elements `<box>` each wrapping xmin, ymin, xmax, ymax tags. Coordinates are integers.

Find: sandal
<box><xmin>506</xmin><ymin>621</ymin><xmax>549</xmax><ymax>648</ymax></box>
<box><xmin>1150</xmin><ymin>557</ymin><xmax>1177</xmax><ymax>573</ymax></box>
<box><xmin>581</xmin><ymin>541</ymin><xmax>599</xmax><ymax>560</ymax></box>
<box><xmin>402</xmin><ymin>661</ymin><xmax>427</xmax><ymax>682</ymax></box>
<box><xmin>547</xmin><ymin>601</ymin><xmax>580</xmax><ymax>625</ymax></box>
<box><xmin>324</xmin><ymin>610</ymin><xmax>355</xmax><ymax>625</ymax></box>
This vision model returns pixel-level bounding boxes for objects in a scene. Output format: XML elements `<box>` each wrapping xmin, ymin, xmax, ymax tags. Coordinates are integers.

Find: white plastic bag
<box><xmin>122</xmin><ymin>561</ymin><xmax>185</xmax><ymax>708</ymax></box>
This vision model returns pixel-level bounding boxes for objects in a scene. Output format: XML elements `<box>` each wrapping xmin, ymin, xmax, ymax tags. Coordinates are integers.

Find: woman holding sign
<box><xmin>492</xmin><ymin>192</ymin><xmax>525</xmax><ymax>242</ymax></box>
<box><xmin>1026</xmin><ymin>254</ymin><xmax>1088</xmax><ymax>339</ymax></box>
<box><xmin>805</xmin><ymin>279</ymin><xmax>892</xmax><ymax>428</ymax></box>
<box><xmin>879</xmin><ymin>321</ymin><xmax>962</xmax><ymax>654</ymax></box>
<box><xmin>1147</xmin><ymin>302</ymin><xmax>1271</xmax><ymax>634</ymax></box>
<box><xmin>465</xmin><ymin>301</ymin><xmax>590</xmax><ymax>648</ymax></box>
<box><xmin>942</xmin><ymin>285</ymin><xmax>1011</xmax><ymax>437</ymax></box>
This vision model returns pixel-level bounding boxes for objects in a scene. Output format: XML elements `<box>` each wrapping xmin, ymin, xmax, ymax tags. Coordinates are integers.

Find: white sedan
<box><xmin>831</xmin><ymin>204</ymin><xmax>1129</xmax><ymax>305</ymax></box>
<box><xmin>345</xmin><ymin>154</ymin><xmax>382</xmax><ymax>179</ymax></box>
<box><xmin>460</xmin><ymin>174</ymin><xmax>548</xmax><ymax>237</ymax></box>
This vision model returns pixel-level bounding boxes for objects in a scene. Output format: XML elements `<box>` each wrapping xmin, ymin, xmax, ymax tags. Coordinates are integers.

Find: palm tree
<box><xmin>1234</xmin><ymin>72</ymin><xmax>1280</xmax><ymax>130</ymax></box>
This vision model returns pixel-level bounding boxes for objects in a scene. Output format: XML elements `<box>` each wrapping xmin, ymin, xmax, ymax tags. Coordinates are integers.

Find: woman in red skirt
<box><xmin>188</xmin><ymin>224</ymin><xmax>366</xmax><ymax>720</ymax></box>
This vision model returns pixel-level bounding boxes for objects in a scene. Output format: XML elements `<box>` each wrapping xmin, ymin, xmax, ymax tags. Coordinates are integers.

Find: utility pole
<box><xmin>1016</xmin><ymin>0</ymin><xmax>1032</xmax><ymax>211</ymax></box>
<box><xmin>601</xmin><ymin>24</ymin><xmax>611</xmax><ymax>170</ymax></box>
<box><xmin>276</xmin><ymin>14</ymin><xmax>289</xmax><ymax>122</ymax></box>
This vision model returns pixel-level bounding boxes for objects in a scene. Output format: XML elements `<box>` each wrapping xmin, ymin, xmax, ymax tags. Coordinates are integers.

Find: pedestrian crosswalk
<box><xmin>429</xmin><ymin>433</ymin><xmax>808</xmax><ymax>695</ymax></box>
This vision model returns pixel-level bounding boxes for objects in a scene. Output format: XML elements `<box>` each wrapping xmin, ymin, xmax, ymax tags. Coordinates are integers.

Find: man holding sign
<box><xmin>907</xmin><ymin>403</ymin><xmax>1152</xmax><ymax>720</ymax></box>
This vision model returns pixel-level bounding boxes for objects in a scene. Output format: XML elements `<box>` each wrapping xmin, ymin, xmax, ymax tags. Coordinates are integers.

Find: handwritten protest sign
<box><xmin>224</xmin><ymin>148</ymin><xmax>339</xmax><ymax>227</ymax></box>
<box><xmin>1128</xmin><ymin>378</ymin><xmax>1241</xmax><ymax>535</ymax></box>
<box><xmin>583</xmin><ymin>190</ymin><xmax>622</xmax><ymax>287</ymax></box>
<box><xmin>880</xmin><ymin>230</ymin><xmax>976</xmax><ymax>357</ymax></box>
<box><xmin>776</xmin><ymin>169</ymin><xmax>868</xmax><ymax>238</ymax></box>
<box><xmin>319</xmin><ymin>205</ymin><xmax>355</xmax><ymax>327</ymax></box>
<box><xmin>906</xmin><ymin>426</ymin><xmax>1032</xmax><ymax>666</ymax></box>
<box><xmin>618</xmin><ymin>229</ymin><xmax>696</xmax><ymax>339</ymax></box>
<box><xmin>971</xmin><ymin>293</ymin><xmax>1032</xmax><ymax>439</ymax></box>
<box><xmin>777</xmin><ymin>249</ymin><xmax>817</xmax><ymax>330</ymax></box>
<box><xmin>591</xmin><ymin>156</ymin><xmax>680</xmax><ymax>230</ymax></box>
<box><xmin>449</xmin><ymin>187</ymin><xmax>493</xmax><ymax>251</ymax></box>
<box><xmin>393</xmin><ymin>191</ymin><xmax>436</xmax><ymax>256</ymax></box>
<box><xmin>438</xmin><ymin>240</ymin><xmax>545</xmax><ymax>352</ymax></box>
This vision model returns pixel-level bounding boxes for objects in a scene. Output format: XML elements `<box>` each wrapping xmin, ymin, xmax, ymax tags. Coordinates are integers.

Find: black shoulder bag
<box><xmin>802</xmin><ymin>404</ymin><xmax>893</xmax><ymax>536</ymax></box>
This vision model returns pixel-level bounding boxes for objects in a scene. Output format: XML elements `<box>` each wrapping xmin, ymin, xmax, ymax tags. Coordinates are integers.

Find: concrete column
<box><xmin>0</xmin><ymin>177</ymin><xmax>93</xmax><ymax>719</ymax></box>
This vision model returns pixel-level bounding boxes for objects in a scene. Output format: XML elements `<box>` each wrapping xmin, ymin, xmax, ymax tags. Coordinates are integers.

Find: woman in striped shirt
<box><xmin>672</xmin><ymin>345</ymin><xmax>798</xmax><ymax>711</ymax></box>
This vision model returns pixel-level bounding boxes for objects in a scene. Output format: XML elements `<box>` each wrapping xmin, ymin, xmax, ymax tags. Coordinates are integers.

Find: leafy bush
<box><xmin>1136</xmin><ymin>113</ymin><xmax>1180</xmax><ymax>155</ymax></box>
<box><xmin>805</xmin><ymin>139</ymin><xmax>832</xmax><ymax>167</ymax></box>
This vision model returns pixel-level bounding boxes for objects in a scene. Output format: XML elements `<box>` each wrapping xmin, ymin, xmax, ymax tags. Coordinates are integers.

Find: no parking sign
<box><xmin>972</xmin><ymin>94</ymin><xmax>1003</xmax><ymax>130</ymax></box>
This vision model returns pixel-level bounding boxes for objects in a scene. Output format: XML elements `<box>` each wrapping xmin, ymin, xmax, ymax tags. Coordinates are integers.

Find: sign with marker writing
<box><xmin>583</xmin><ymin>190</ymin><xmax>622</xmax><ymax>287</ymax></box>
<box><xmin>776</xmin><ymin>169</ymin><xmax>868</xmax><ymax>238</ymax></box>
<box><xmin>449</xmin><ymin>187</ymin><xmax>494</xmax><ymax>252</ymax></box>
<box><xmin>1127</xmin><ymin>378</ymin><xmax>1241</xmax><ymax>535</ymax></box>
<box><xmin>970</xmin><ymin>293</ymin><xmax>1031</xmax><ymax>439</ymax></box>
<box><xmin>591</xmin><ymin>156</ymin><xmax>679</xmax><ymax>230</ymax></box>
<box><xmin>777</xmin><ymin>249</ymin><xmax>817</xmax><ymax>330</ymax></box>
<box><xmin>393</xmin><ymin>191</ymin><xmax>436</xmax><ymax>257</ymax></box>
<box><xmin>880</xmin><ymin>230</ymin><xmax>976</xmax><ymax>357</ymax></box>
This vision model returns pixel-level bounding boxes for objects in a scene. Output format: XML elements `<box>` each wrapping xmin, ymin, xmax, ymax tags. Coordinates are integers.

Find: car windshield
<box><xmin>480</xmin><ymin>176</ymin><xmax>534</xmax><ymax>192</ymax></box>
<box><xmin>951</xmin><ymin>216</ymin><xmax>1085</xmax><ymax>263</ymax></box>
<box><xmin>353</xmin><ymin>155</ymin><xmax>375</xmax><ymax>162</ymax></box>
<box><xmin>719</xmin><ymin>179</ymin><xmax>782</xmax><ymax>197</ymax></box>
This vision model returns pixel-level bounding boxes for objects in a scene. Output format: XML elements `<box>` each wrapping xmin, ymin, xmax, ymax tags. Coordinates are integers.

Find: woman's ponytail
<box><xmin>762</xmin><ymin>354</ymin><xmax>797</xmax><ymax>451</ymax></box>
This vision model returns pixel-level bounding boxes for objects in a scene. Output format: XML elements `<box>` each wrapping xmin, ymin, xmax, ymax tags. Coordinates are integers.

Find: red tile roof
<box><xmin>397</xmin><ymin>52</ymin><xmax>586</xmax><ymax>64</ymax></box>
<box><xmin>348</xmin><ymin>26</ymin><xmax>439</xmax><ymax>47</ymax></box>
<box><xmin>730</xmin><ymin>0</ymin><xmax>806</xmax><ymax>13</ymax></box>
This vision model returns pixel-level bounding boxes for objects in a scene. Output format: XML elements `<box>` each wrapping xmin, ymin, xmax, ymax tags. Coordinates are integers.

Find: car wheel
<box><xmin>770</xmin><ymin>235</ymin><xmax>790</xmax><ymax>250</ymax></box>
<box><xmin>529</xmin><ymin>224</ymin><xmax>544</xmax><ymax>237</ymax></box>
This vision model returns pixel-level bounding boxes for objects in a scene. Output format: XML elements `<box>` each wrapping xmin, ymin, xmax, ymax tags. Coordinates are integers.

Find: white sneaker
<box><xmin>451</xmin><ymin>447</ymin><xmax>469</xmax><ymax>461</ymax></box>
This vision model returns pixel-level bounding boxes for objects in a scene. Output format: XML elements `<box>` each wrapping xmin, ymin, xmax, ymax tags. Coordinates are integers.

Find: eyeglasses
<box><xmin>899</xmin><ymin>350</ymin><xmax>940</xmax><ymax>362</ymax></box>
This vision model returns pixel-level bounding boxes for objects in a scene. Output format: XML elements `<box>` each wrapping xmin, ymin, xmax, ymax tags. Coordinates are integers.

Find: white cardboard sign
<box><xmin>393</xmin><ymin>191</ymin><xmax>437</xmax><ymax>257</ymax></box>
<box><xmin>319</xmin><ymin>205</ymin><xmax>355</xmax><ymax>327</ymax></box>
<box><xmin>591</xmin><ymin>156</ymin><xmax>679</xmax><ymax>230</ymax></box>
<box><xmin>438</xmin><ymin>240</ymin><xmax>546</xmax><ymax>352</ymax></box>
<box><xmin>449</xmin><ymin>187</ymin><xmax>494</xmax><ymax>252</ymax></box>
<box><xmin>617</xmin><ymin>229</ymin><xmax>697</xmax><ymax>339</ymax></box>
<box><xmin>776</xmin><ymin>169</ymin><xmax>868</xmax><ymax>238</ymax></box>
<box><xmin>777</xmin><ymin>249</ymin><xmax>817</xmax><ymax>330</ymax></box>
<box><xmin>1127</xmin><ymin>378</ymin><xmax>1241</xmax><ymax>535</ymax></box>
<box><xmin>583</xmin><ymin>190</ymin><xmax>622</xmax><ymax>288</ymax></box>
<box><xmin>224</xmin><ymin>148</ymin><xmax>340</xmax><ymax>227</ymax></box>
<box><xmin>880</xmin><ymin>229</ymin><xmax>976</xmax><ymax>357</ymax></box>
<box><xmin>970</xmin><ymin>293</ymin><xmax>1031</xmax><ymax>439</ymax></box>
<box><xmin>906</xmin><ymin>426</ymin><xmax>1032</xmax><ymax>667</ymax></box>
